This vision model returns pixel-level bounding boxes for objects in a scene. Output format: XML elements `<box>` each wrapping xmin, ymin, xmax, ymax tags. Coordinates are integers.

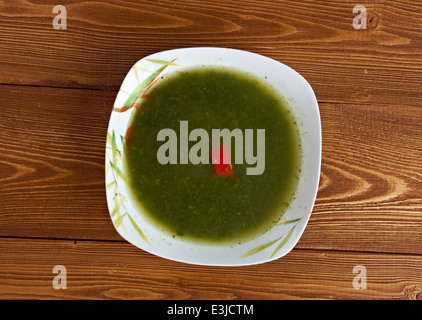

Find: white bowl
<box><xmin>105</xmin><ymin>47</ymin><xmax>321</xmax><ymax>266</ymax></box>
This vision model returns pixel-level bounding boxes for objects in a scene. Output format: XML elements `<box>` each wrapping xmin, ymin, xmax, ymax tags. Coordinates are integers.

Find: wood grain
<box><xmin>0</xmin><ymin>0</ymin><xmax>421</xmax><ymax>300</ymax></box>
<box><xmin>0</xmin><ymin>85</ymin><xmax>118</xmax><ymax>240</ymax></box>
<box><xmin>0</xmin><ymin>0</ymin><xmax>421</xmax><ymax>105</ymax></box>
<box><xmin>0</xmin><ymin>84</ymin><xmax>420</xmax><ymax>254</ymax></box>
<box><xmin>1</xmin><ymin>238</ymin><xmax>421</xmax><ymax>299</ymax></box>
<box><xmin>297</xmin><ymin>103</ymin><xmax>422</xmax><ymax>254</ymax></box>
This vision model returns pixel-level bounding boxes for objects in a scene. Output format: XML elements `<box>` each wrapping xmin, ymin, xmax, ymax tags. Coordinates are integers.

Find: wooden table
<box><xmin>0</xmin><ymin>0</ymin><xmax>421</xmax><ymax>300</ymax></box>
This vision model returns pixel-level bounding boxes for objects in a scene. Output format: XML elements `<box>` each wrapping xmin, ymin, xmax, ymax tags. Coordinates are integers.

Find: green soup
<box><xmin>125</xmin><ymin>66</ymin><xmax>302</xmax><ymax>244</ymax></box>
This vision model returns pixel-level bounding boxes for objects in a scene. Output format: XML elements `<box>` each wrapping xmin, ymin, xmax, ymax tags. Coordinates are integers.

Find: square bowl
<box><xmin>105</xmin><ymin>47</ymin><xmax>321</xmax><ymax>266</ymax></box>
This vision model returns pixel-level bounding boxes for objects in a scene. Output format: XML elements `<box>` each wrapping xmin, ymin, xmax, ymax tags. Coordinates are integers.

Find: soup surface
<box><xmin>125</xmin><ymin>66</ymin><xmax>302</xmax><ymax>244</ymax></box>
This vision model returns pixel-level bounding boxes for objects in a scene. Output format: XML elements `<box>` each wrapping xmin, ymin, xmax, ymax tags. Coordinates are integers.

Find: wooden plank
<box><xmin>0</xmin><ymin>85</ymin><xmax>119</xmax><ymax>240</ymax></box>
<box><xmin>0</xmin><ymin>84</ymin><xmax>421</xmax><ymax>254</ymax></box>
<box><xmin>297</xmin><ymin>103</ymin><xmax>422</xmax><ymax>254</ymax></box>
<box><xmin>0</xmin><ymin>237</ymin><xmax>421</xmax><ymax>299</ymax></box>
<box><xmin>0</xmin><ymin>0</ymin><xmax>421</xmax><ymax>105</ymax></box>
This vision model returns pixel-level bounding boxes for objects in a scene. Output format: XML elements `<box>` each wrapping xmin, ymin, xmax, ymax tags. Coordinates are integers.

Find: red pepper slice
<box><xmin>212</xmin><ymin>144</ymin><xmax>234</xmax><ymax>177</ymax></box>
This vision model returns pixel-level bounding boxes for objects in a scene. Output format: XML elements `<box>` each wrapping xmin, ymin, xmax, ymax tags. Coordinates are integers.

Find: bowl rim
<box><xmin>105</xmin><ymin>47</ymin><xmax>321</xmax><ymax>266</ymax></box>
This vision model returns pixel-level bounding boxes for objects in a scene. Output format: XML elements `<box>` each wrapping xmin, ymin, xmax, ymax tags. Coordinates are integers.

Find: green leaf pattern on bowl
<box><xmin>106</xmin><ymin>59</ymin><xmax>180</xmax><ymax>245</ymax></box>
